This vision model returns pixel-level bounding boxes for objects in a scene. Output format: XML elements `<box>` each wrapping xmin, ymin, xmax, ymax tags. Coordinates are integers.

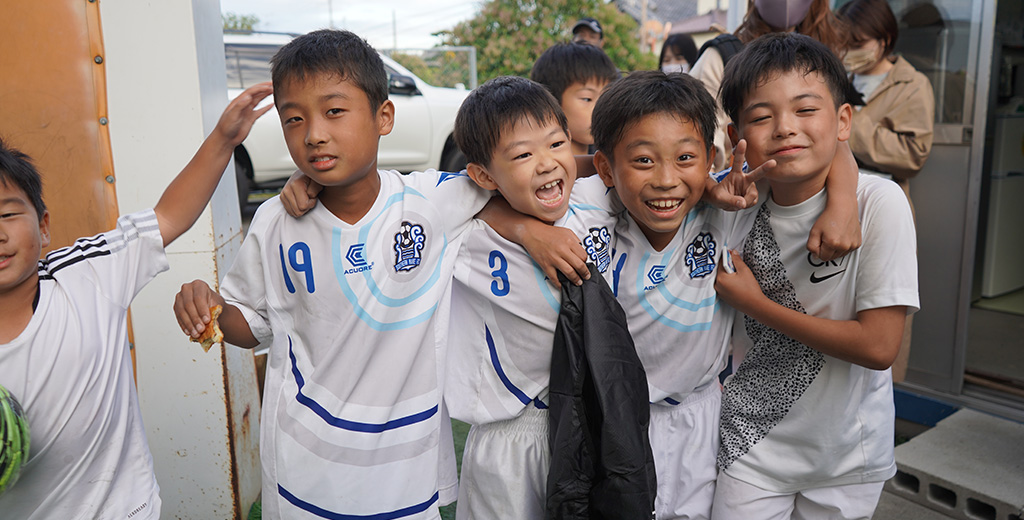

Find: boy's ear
<box><xmin>594</xmin><ymin>151</ymin><xmax>615</xmax><ymax>188</ymax></box>
<box><xmin>706</xmin><ymin>146</ymin><xmax>717</xmax><ymax>173</ymax></box>
<box><xmin>836</xmin><ymin>103</ymin><xmax>853</xmax><ymax>142</ymax></box>
<box><xmin>727</xmin><ymin>123</ymin><xmax>740</xmax><ymax>152</ymax></box>
<box><xmin>39</xmin><ymin>210</ymin><xmax>51</xmax><ymax>249</ymax></box>
<box><xmin>377</xmin><ymin>100</ymin><xmax>395</xmax><ymax>137</ymax></box>
<box><xmin>465</xmin><ymin>162</ymin><xmax>500</xmax><ymax>191</ymax></box>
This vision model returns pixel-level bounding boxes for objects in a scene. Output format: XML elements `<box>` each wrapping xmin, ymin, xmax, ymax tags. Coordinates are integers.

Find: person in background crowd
<box><xmin>571</xmin><ymin>17</ymin><xmax>604</xmax><ymax>48</ymax></box>
<box><xmin>838</xmin><ymin>0</ymin><xmax>934</xmax><ymax>383</ymax></box>
<box><xmin>659</xmin><ymin>33</ymin><xmax>698</xmax><ymax>74</ymax></box>
<box><xmin>690</xmin><ymin>0</ymin><xmax>849</xmax><ymax>170</ymax></box>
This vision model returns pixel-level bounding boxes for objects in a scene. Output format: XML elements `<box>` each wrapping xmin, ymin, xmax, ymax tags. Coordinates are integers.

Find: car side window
<box><xmin>225</xmin><ymin>43</ymin><xmax>276</xmax><ymax>89</ymax></box>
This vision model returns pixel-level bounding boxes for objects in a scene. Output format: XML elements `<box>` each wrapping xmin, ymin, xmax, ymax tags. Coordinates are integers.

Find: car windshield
<box><xmin>225</xmin><ymin>41</ymin><xmax>402</xmax><ymax>90</ymax></box>
<box><xmin>225</xmin><ymin>43</ymin><xmax>276</xmax><ymax>89</ymax></box>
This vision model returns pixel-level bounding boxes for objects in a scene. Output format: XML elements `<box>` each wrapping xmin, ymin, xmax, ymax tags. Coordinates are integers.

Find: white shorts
<box><xmin>649</xmin><ymin>384</ymin><xmax>721</xmax><ymax>520</ymax></box>
<box><xmin>455</xmin><ymin>407</ymin><xmax>549</xmax><ymax>520</ymax></box>
<box><xmin>711</xmin><ymin>471</ymin><xmax>885</xmax><ymax>520</ymax></box>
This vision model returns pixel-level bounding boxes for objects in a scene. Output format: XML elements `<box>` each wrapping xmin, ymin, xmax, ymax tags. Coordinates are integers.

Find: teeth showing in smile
<box><xmin>647</xmin><ymin>199</ymin><xmax>681</xmax><ymax>210</ymax></box>
<box><xmin>313</xmin><ymin>157</ymin><xmax>333</xmax><ymax>163</ymax></box>
<box><xmin>536</xmin><ymin>180</ymin><xmax>563</xmax><ymax>203</ymax></box>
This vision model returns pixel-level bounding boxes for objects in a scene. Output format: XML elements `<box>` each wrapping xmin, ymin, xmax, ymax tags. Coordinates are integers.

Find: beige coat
<box><xmin>690</xmin><ymin>47</ymin><xmax>731</xmax><ymax>172</ymax></box>
<box><xmin>849</xmin><ymin>55</ymin><xmax>935</xmax><ymax>193</ymax></box>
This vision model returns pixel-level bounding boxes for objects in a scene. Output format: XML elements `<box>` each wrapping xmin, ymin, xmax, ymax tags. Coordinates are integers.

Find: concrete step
<box><xmin>876</xmin><ymin>490</ymin><xmax>959</xmax><ymax>519</ymax></box>
<box><xmin>885</xmin><ymin>409</ymin><xmax>1024</xmax><ymax>520</ymax></box>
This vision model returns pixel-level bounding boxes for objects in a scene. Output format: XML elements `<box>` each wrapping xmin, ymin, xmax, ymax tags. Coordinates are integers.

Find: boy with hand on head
<box><xmin>0</xmin><ymin>82</ymin><xmax>273</xmax><ymax>519</ymax></box>
<box><xmin>531</xmin><ymin>42</ymin><xmax>620</xmax><ymax>156</ymax></box>
<box><xmin>173</xmin><ymin>30</ymin><xmax>492</xmax><ymax>519</ymax></box>
<box><xmin>712</xmin><ymin>33</ymin><xmax>918</xmax><ymax>519</ymax></box>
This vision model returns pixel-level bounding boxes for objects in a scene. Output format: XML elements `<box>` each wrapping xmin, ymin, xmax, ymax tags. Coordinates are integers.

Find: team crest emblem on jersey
<box><xmin>685</xmin><ymin>232</ymin><xmax>716</xmax><ymax>279</ymax></box>
<box><xmin>583</xmin><ymin>226</ymin><xmax>611</xmax><ymax>273</ymax></box>
<box><xmin>394</xmin><ymin>221</ymin><xmax>426</xmax><ymax>272</ymax></box>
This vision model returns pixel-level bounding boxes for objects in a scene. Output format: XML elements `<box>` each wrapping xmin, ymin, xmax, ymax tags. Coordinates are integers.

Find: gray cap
<box><xmin>572</xmin><ymin>17</ymin><xmax>603</xmax><ymax>36</ymax></box>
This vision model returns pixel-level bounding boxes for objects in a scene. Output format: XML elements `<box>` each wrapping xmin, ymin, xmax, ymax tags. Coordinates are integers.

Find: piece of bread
<box><xmin>190</xmin><ymin>304</ymin><xmax>223</xmax><ymax>352</ymax></box>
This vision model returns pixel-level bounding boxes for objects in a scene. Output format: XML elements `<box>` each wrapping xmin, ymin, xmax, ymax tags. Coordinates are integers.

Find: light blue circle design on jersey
<box><xmin>636</xmin><ymin>250</ymin><xmax>717</xmax><ymax>332</ymax></box>
<box><xmin>330</xmin><ymin>190</ymin><xmax>440</xmax><ymax>331</ymax></box>
<box><xmin>531</xmin><ymin>262</ymin><xmax>561</xmax><ymax>313</ymax></box>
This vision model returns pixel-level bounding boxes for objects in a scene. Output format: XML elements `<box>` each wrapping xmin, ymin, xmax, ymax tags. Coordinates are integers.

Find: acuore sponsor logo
<box><xmin>344</xmin><ymin>243</ymin><xmax>374</xmax><ymax>274</ymax></box>
<box><xmin>644</xmin><ymin>264</ymin><xmax>666</xmax><ymax>291</ymax></box>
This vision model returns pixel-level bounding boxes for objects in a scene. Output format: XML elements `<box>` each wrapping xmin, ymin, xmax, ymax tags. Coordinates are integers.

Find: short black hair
<box><xmin>838</xmin><ymin>0</ymin><xmax>899</xmax><ymax>56</ymax></box>
<box><xmin>454</xmin><ymin>76</ymin><xmax>568</xmax><ymax>167</ymax></box>
<box><xmin>270</xmin><ymin>29</ymin><xmax>388</xmax><ymax>111</ymax></box>
<box><xmin>530</xmin><ymin>43</ymin><xmax>619</xmax><ymax>104</ymax></box>
<box><xmin>0</xmin><ymin>137</ymin><xmax>46</xmax><ymax>220</ymax></box>
<box><xmin>659</xmin><ymin>33</ymin><xmax>698</xmax><ymax>68</ymax></box>
<box><xmin>720</xmin><ymin>33</ymin><xmax>857</xmax><ymax>124</ymax></box>
<box><xmin>591</xmin><ymin>71</ymin><xmax>717</xmax><ymax>158</ymax></box>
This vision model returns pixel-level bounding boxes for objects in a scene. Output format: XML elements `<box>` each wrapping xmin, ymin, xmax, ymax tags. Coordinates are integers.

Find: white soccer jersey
<box><xmin>445</xmin><ymin>176</ymin><xmax>620</xmax><ymax>425</ymax></box>
<box><xmin>602</xmin><ymin>203</ymin><xmax>758</xmax><ymax>405</ymax></box>
<box><xmin>0</xmin><ymin>210</ymin><xmax>165</xmax><ymax>520</ymax></box>
<box><xmin>720</xmin><ymin>174</ymin><xmax>919</xmax><ymax>493</ymax></box>
<box><xmin>221</xmin><ymin>170</ymin><xmax>489</xmax><ymax>520</ymax></box>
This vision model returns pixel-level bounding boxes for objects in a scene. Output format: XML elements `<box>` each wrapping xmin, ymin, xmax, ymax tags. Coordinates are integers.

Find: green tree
<box><xmin>223</xmin><ymin>12</ymin><xmax>260</xmax><ymax>32</ymax></box>
<box><xmin>437</xmin><ymin>0</ymin><xmax>657</xmax><ymax>82</ymax></box>
<box><xmin>389</xmin><ymin>53</ymin><xmax>438</xmax><ymax>85</ymax></box>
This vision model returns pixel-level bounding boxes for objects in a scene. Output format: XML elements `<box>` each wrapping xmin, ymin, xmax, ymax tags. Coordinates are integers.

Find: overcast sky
<box><xmin>220</xmin><ymin>0</ymin><xmax>482</xmax><ymax>49</ymax></box>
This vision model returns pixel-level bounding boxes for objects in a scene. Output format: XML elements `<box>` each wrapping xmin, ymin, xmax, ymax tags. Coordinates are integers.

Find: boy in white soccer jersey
<box><xmin>443</xmin><ymin>76</ymin><xmax>627</xmax><ymax>519</ymax></box>
<box><xmin>712</xmin><ymin>33</ymin><xmax>918</xmax><ymax>519</ymax></box>
<box><xmin>499</xmin><ymin>71</ymin><xmax>861</xmax><ymax>520</ymax></box>
<box><xmin>0</xmin><ymin>83</ymin><xmax>272</xmax><ymax>519</ymax></box>
<box><xmin>173</xmin><ymin>30</ymin><xmax>491</xmax><ymax>519</ymax></box>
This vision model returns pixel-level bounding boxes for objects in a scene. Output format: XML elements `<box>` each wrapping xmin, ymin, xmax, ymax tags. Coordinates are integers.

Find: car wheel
<box><xmin>234</xmin><ymin>155</ymin><xmax>253</xmax><ymax>211</ymax></box>
<box><xmin>440</xmin><ymin>147</ymin><xmax>467</xmax><ymax>173</ymax></box>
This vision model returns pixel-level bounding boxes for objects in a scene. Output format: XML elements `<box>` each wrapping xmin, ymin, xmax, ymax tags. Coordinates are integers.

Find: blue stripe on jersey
<box><xmin>636</xmin><ymin>251</ymin><xmax>717</xmax><ymax>332</ymax></box>
<box><xmin>279</xmin><ymin>485</ymin><xmax>439</xmax><ymax>520</ymax></box>
<box><xmin>568</xmin><ymin>202</ymin><xmax>608</xmax><ymax>213</ymax></box>
<box><xmin>485</xmin><ymin>325</ymin><xmax>534</xmax><ymax>406</ymax></box>
<box><xmin>288</xmin><ymin>337</ymin><xmax>438</xmax><ymax>433</ymax></box>
<box><xmin>531</xmin><ymin>263</ymin><xmax>560</xmax><ymax>313</ymax></box>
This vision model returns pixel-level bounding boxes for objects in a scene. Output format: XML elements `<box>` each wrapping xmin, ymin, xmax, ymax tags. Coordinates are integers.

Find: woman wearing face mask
<box><xmin>659</xmin><ymin>33</ymin><xmax>698</xmax><ymax>74</ymax></box>
<box><xmin>690</xmin><ymin>0</ymin><xmax>849</xmax><ymax>170</ymax></box>
<box><xmin>838</xmin><ymin>0</ymin><xmax>933</xmax><ymax>385</ymax></box>
<box><xmin>838</xmin><ymin>0</ymin><xmax>934</xmax><ymax>201</ymax></box>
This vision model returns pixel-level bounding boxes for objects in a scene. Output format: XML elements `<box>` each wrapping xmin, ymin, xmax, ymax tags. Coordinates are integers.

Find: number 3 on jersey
<box><xmin>280</xmin><ymin>242</ymin><xmax>316</xmax><ymax>294</ymax></box>
<box><xmin>489</xmin><ymin>250</ymin><xmax>510</xmax><ymax>297</ymax></box>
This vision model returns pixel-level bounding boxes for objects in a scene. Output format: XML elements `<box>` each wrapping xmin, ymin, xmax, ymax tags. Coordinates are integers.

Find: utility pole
<box><xmin>640</xmin><ymin>0</ymin><xmax>649</xmax><ymax>51</ymax></box>
<box><xmin>328</xmin><ymin>0</ymin><xmax>335</xmax><ymax>29</ymax></box>
<box><xmin>392</xmin><ymin>9</ymin><xmax>397</xmax><ymax>50</ymax></box>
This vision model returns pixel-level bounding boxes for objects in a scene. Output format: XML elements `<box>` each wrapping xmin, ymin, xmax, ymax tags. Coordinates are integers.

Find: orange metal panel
<box><xmin>0</xmin><ymin>0</ymin><xmax>119</xmax><ymax>251</ymax></box>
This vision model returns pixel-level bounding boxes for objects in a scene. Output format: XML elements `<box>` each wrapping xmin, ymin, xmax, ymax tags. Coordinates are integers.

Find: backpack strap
<box><xmin>698</xmin><ymin>34</ymin><xmax>744</xmax><ymax>66</ymax></box>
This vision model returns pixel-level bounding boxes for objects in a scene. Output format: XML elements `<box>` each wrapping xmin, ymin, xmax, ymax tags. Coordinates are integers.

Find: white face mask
<box><xmin>662</xmin><ymin>63</ymin><xmax>690</xmax><ymax>74</ymax></box>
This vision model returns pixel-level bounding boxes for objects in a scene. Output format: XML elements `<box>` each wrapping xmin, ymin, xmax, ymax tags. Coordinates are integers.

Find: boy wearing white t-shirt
<box><xmin>173</xmin><ymin>30</ymin><xmax>492</xmax><ymax>519</ymax></box>
<box><xmin>0</xmin><ymin>83</ymin><xmax>273</xmax><ymax>519</ymax></box>
<box><xmin>713</xmin><ymin>33</ymin><xmax>918</xmax><ymax>519</ymax></box>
